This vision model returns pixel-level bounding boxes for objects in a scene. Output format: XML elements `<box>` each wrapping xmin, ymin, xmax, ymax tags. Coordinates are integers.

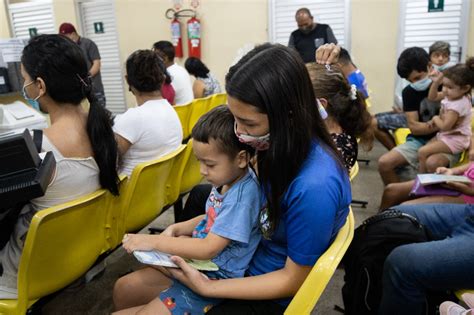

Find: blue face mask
<box><xmin>433</xmin><ymin>62</ymin><xmax>454</xmax><ymax>72</ymax></box>
<box><xmin>22</xmin><ymin>81</ymin><xmax>41</xmax><ymax>112</ymax></box>
<box><xmin>410</xmin><ymin>76</ymin><xmax>432</xmax><ymax>91</ymax></box>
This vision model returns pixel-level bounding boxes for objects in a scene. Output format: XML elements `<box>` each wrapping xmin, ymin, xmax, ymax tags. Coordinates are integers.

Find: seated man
<box><xmin>152</xmin><ymin>41</ymin><xmax>193</xmax><ymax>105</ymax></box>
<box><xmin>378</xmin><ymin>47</ymin><xmax>460</xmax><ymax>185</ymax></box>
<box><xmin>338</xmin><ymin>48</ymin><xmax>369</xmax><ymax>99</ymax></box>
<box><xmin>379</xmin><ymin>203</ymin><xmax>474</xmax><ymax>315</ymax></box>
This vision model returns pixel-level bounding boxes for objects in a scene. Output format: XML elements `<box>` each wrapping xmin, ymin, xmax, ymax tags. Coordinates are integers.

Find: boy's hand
<box><xmin>429</xmin><ymin>68</ymin><xmax>444</xmax><ymax>83</ymax></box>
<box><xmin>315</xmin><ymin>43</ymin><xmax>340</xmax><ymax>65</ymax></box>
<box><xmin>161</xmin><ymin>224</ymin><xmax>179</xmax><ymax>237</ymax></box>
<box><xmin>436</xmin><ymin>167</ymin><xmax>453</xmax><ymax>175</ymax></box>
<box><xmin>122</xmin><ymin>233</ymin><xmax>158</xmax><ymax>254</ymax></box>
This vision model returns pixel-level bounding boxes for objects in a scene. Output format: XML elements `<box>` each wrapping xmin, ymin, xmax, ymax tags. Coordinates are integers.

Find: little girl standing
<box><xmin>418</xmin><ymin>57</ymin><xmax>474</xmax><ymax>173</ymax></box>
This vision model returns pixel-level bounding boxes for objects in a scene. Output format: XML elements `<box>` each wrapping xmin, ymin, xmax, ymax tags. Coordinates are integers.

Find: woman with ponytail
<box><xmin>306</xmin><ymin>63</ymin><xmax>373</xmax><ymax>171</ymax></box>
<box><xmin>0</xmin><ymin>34</ymin><xmax>119</xmax><ymax>298</ymax></box>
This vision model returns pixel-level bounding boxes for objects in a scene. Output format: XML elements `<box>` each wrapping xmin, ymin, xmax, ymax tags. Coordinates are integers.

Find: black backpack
<box><xmin>341</xmin><ymin>209</ymin><xmax>432</xmax><ymax>315</ymax></box>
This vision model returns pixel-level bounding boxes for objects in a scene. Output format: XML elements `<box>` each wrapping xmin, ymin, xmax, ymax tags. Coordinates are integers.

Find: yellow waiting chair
<box><xmin>285</xmin><ymin>209</ymin><xmax>355</xmax><ymax>315</ymax></box>
<box><xmin>188</xmin><ymin>96</ymin><xmax>213</xmax><ymax>136</ymax></box>
<box><xmin>105</xmin><ymin>174</ymin><xmax>129</xmax><ymax>250</ymax></box>
<box><xmin>120</xmin><ymin>146</ymin><xmax>184</xmax><ymax>233</ymax></box>
<box><xmin>174</xmin><ymin>102</ymin><xmax>193</xmax><ymax>140</ymax></box>
<box><xmin>177</xmin><ymin>139</ymin><xmax>203</xmax><ymax>196</ymax></box>
<box><xmin>164</xmin><ymin>144</ymin><xmax>188</xmax><ymax>207</ymax></box>
<box><xmin>169</xmin><ymin>139</ymin><xmax>204</xmax><ymax>222</ymax></box>
<box><xmin>0</xmin><ymin>189</ymin><xmax>110</xmax><ymax>315</ymax></box>
<box><xmin>208</xmin><ymin>93</ymin><xmax>227</xmax><ymax>111</ymax></box>
<box><xmin>393</xmin><ymin>127</ymin><xmax>411</xmax><ymax>146</ymax></box>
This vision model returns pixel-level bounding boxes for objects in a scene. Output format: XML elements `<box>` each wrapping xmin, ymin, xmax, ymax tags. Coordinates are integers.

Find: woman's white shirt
<box><xmin>113</xmin><ymin>99</ymin><xmax>183</xmax><ymax>176</ymax></box>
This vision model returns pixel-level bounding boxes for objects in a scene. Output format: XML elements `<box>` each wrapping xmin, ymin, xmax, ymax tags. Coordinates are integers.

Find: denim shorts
<box><xmin>375</xmin><ymin>112</ymin><xmax>408</xmax><ymax>130</ymax></box>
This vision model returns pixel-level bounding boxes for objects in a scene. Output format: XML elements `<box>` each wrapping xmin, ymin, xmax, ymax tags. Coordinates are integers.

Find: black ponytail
<box><xmin>83</xmin><ymin>77</ymin><xmax>119</xmax><ymax>195</ymax></box>
<box><xmin>22</xmin><ymin>34</ymin><xmax>119</xmax><ymax>195</ymax></box>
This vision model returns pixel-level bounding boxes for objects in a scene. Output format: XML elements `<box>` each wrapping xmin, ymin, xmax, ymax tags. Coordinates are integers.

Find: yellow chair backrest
<box><xmin>106</xmin><ymin>174</ymin><xmax>129</xmax><ymax>250</ymax></box>
<box><xmin>188</xmin><ymin>95</ymin><xmax>213</xmax><ymax>135</ymax></box>
<box><xmin>163</xmin><ymin>144</ymin><xmax>187</xmax><ymax>206</ymax></box>
<box><xmin>393</xmin><ymin>127</ymin><xmax>411</xmax><ymax>146</ymax></box>
<box><xmin>174</xmin><ymin>102</ymin><xmax>193</xmax><ymax>139</ymax></box>
<box><xmin>0</xmin><ymin>189</ymin><xmax>109</xmax><ymax>315</ymax></box>
<box><xmin>284</xmin><ymin>209</ymin><xmax>355</xmax><ymax>315</ymax></box>
<box><xmin>179</xmin><ymin>139</ymin><xmax>204</xmax><ymax>195</ymax></box>
<box><xmin>349</xmin><ymin>161</ymin><xmax>359</xmax><ymax>182</ymax></box>
<box><xmin>208</xmin><ymin>93</ymin><xmax>227</xmax><ymax>111</ymax></box>
<box><xmin>121</xmin><ymin>147</ymin><xmax>183</xmax><ymax>233</ymax></box>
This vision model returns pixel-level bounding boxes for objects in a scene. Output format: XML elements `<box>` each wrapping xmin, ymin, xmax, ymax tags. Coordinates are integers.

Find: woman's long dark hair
<box><xmin>22</xmin><ymin>34</ymin><xmax>119</xmax><ymax>195</ymax></box>
<box><xmin>226</xmin><ymin>43</ymin><xmax>341</xmax><ymax>233</ymax></box>
<box><xmin>185</xmin><ymin>57</ymin><xmax>210</xmax><ymax>78</ymax></box>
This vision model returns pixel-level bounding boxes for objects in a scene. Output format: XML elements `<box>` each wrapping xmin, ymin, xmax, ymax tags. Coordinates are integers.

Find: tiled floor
<box><xmin>40</xmin><ymin>143</ymin><xmax>389</xmax><ymax>315</ymax></box>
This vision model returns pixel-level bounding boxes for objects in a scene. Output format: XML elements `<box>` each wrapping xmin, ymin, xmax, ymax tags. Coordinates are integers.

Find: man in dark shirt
<box><xmin>59</xmin><ymin>22</ymin><xmax>106</xmax><ymax>107</ymax></box>
<box><xmin>288</xmin><ymin>8</ymin><xmax>338</xmax><ymax>63</ymax></box>
<box><xmin>378</xmin><ymin>47</ymin><xmax>460</xmax><ymax>185</ymax></box>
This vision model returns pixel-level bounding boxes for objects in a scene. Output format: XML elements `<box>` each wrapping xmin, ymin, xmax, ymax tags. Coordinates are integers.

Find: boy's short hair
<box><xmin>192</xmin><ymin>105</ymin><xmax>254</xmax><ymax>158</ymax></box>
<box><xmin>338</xmin><ymin>48</ymin><xmax>352</xmax><ymax>65</ymax></box>
<box><xmin>152</xmin><ymin>41</ymin><xmax>175</xmax><ymax>60</ymax></box>
<box><xmin>397</xmin><ymin>47</ymin><xmax>430</xmax><ymax>79</ymax></box>
<box><xmin>429</xmin><ymin>41</ymin><xmax>451</xmax><ymax>57</ymax></box>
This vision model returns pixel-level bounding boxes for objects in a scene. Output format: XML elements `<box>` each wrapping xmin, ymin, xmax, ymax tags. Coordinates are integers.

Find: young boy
<box><xmin>338</xmin><ymin>48</ymin><xmax>369</xmax><ymax>99</ymax></box>
<box><xmin>378</xmin><ymin>47</ymin><xmax>461</xmax><ymax>185</ymax></box>
<box><xmin>114</xmin><ymin>105</ymin><xmax>262</xmax><ymax>314</ymax></box>
<box><xmin>429</xmin><ymin>40</ymin><xmax>455</xmax><ymax>72</ymax></box>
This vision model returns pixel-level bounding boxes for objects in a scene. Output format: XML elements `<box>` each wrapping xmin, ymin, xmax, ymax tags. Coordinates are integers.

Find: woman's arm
<box><xmin>193</xmin><ymin>80</ymin><xmax>206</xmax><ymax>99</ymax></box>
<box><xmin>123</xmin><ymin>232</ymin><xmax>230</xmax><ymax>260</ymax></box>
<box><xmin>169</xmin><ymin>256</ymin><xmax>312</xmax><ymax>300</ymax></box>
<box><xmin>115</xmin><ymin>134</ymin><xmax>131</xmax><ymax>155</ymax></box>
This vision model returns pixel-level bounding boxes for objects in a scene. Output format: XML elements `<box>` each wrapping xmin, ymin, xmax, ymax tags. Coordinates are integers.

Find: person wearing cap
<box><xmin>59</xmin><ymin>22</ymin><xmax>106</xmax><ymax>107</ymax></box>
<box><xmin>288</xmin><ymin>8</ymin><xmax>338</xmax><ymax>63</ymax></box>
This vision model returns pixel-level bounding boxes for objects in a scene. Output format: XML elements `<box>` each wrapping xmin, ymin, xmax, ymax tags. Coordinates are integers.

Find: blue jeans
<box><xmin>379</xmin><ymin>204</ymin><xmax>474</xmax><ymax>315</ymax></box>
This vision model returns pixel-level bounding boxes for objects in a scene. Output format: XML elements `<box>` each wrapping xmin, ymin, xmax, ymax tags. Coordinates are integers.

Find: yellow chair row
<box><xmin>174</xmin><ymin>93</ymin><xmax>227</xmax><ymax>139</ymax></box>
<box><xmin>0</xmin><ymin>141</ymin><xmax>204</xmax><ymax>314</ymax></box>
<box><xmin>285</xmin><ymin>209</ymin><xmax>354</xmax><ymax>314</ymax></box>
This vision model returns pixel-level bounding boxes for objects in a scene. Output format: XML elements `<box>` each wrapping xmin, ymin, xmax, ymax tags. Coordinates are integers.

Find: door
<box><xmin>77</xmin><ymin>0</ymin><xmax>126</xmax><ymax>114</ymax></box>
<box><xmin>8</xmin><ymin>0</ymin><xmax>55</xmax><ymax>39</ymax></box>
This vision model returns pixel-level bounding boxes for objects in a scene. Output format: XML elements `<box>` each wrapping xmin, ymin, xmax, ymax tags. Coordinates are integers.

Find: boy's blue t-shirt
<box><xmin>347</xmin><ymin>69</ymin><xmax>369</xmax><ymax>99</ymax></box>
<box><xmin>247</xmin><ymin>142</ymin><xmax>351</xmax><ymax>305</ymax></box>
<box><xmin>193</xmin><ymin>168</ymin><xmax>262</xmax><ymax>279</ymax></box>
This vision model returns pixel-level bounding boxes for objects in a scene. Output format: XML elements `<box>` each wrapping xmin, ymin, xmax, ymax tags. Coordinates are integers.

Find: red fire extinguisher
<box><xmin>187</xmin><ymin>16</ymin><xmax>201</xmax><ymax>58</ymax></box>
<box><xmin>171</xmin><ymin>18</ymin><xmax>183</xmax><ymax>58</ymax></box>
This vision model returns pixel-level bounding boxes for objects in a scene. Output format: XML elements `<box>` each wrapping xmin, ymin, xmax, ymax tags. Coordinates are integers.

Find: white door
<box><xmin>77</xmin><ymin>0</ymin><xmax>126</xmax><ymax>114</ymax></box>
<box><xmin>395</xmin><ymin>0</ymin><xmax>471</xmax><ymax>106</ymax></box>
<box><xmin>269</xmin><ymin>0</ymin><xmax>351</xmax><ymax>49</ymax></box>
<box><xmin>8</xmin><ymin>0</ymin><xmax>55</xmax><ymax>39</ymax></box>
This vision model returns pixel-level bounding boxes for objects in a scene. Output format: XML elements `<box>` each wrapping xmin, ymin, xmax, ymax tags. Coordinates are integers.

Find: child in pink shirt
<box><xmin>418</xmin><ymin>57</ymin><xmax>474</xmax><ymax>173</ymax></box>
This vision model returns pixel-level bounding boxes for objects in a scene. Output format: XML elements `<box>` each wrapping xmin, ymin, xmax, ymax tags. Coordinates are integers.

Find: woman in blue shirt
<box><xmin>160</xmin><ymin>43</ymin><xmax>352</xmax><ymax>314</ymax></box>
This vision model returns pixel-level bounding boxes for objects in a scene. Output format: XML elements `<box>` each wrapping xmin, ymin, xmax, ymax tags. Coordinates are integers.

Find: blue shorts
<box><xmin>160</xmin><ymin>280</ymin><xmax>221</xmax><ymax>315</ymax></box>
<box><xmin>375</xmin><ymin>112</ymin><xmax>407</xmax><ymax>130</ymax></box>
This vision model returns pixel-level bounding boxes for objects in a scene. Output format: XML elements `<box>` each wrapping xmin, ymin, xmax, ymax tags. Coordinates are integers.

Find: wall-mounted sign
<box><xmin>28</xmin><ymin>28</ymin><xmax>37</xmax><ymax>37</ymax></box>
<box><xmin>94</xmin><ymin>22</ymin><xmax>104</xmax><ymax>34</ymax></box>
<box><xmin>428</xmin><ymin>0</ymin><xmax>444</xmax><ymax>12</ymax></box>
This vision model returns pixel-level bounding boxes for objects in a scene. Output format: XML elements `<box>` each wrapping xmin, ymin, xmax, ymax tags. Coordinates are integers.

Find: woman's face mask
<box><xmin>410</xmin><ymin>76</ymin><xmax>432</xmax><ymax>91</ymax></box>
<box><xmin>22</xmin><ymin>81</ymin><xmax>41</xmax><ymax>112</ymax></box>
<box><xmin>234</xmin><ymin>122</ymin><xmax>270</xmax><ymax>151</ymax></box>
